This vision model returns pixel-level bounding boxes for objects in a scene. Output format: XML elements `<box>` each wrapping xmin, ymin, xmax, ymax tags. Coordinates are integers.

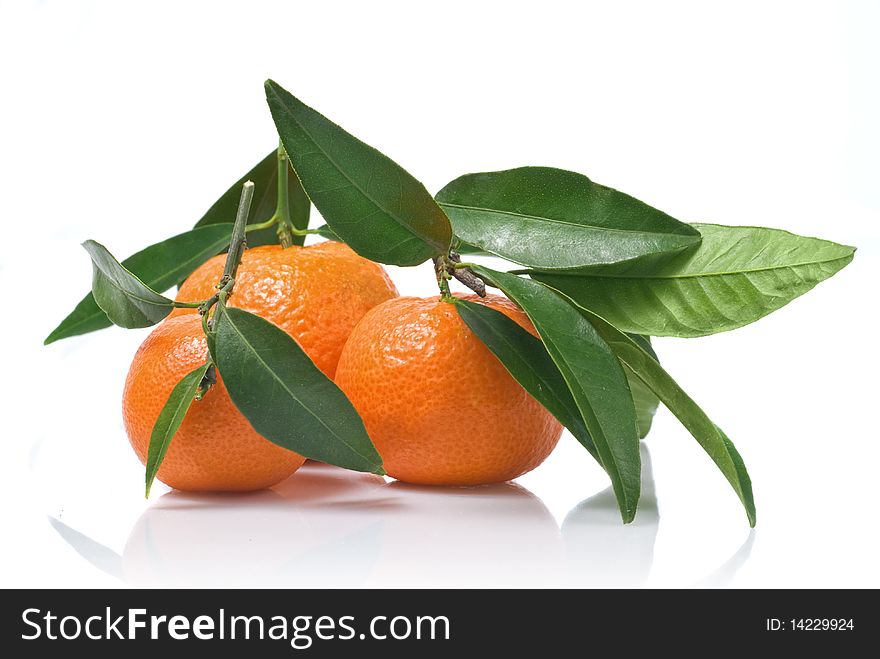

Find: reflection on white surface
<box><xmin>693</xmin><ymin>530</ymin><xmax>755</xmax><ymax>588</ymax></box>
<box><xmin>562</xmin><ymin>446</ymin><xmax>659</xmax><ymax>587</ymax></box>
<box><xmin>48</xmin><ymin>446</ymin><xmax>754</xmax><ymax>588</ymax></box>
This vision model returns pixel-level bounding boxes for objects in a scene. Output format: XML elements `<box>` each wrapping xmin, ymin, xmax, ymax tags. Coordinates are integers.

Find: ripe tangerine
<box><xmin>334</xmin><ymin>293</ymin><xmax>563</xmax><ymax>486</ymax></box>
<box><xmin>171</xmin><ymin>241</ymin><xmax>398</xmax><ymax>377</ymax></box>
<box><xmin>123</xmin><ymin>314</ymin><xmax>305</xmax><ymax>491</ymax></box>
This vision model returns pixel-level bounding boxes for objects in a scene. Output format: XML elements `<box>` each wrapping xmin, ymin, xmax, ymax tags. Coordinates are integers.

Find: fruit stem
<box><xmin>434</xmin><ymin>252</ymin><xmax>487</xmax><ymax>299</ymax></box>
<box><xmin>274</xmin><ymin>141</ymin><xmax>295</xmax><ymax>248</ymax></box>
<box><xmin>436</xmin><ymin>251</ymin><xmax>486</xmax><ymax>299</ymax></box>
<box><xmin>221</xmin><ymin>181</ymin><xmax>255</xmax><ymax>289</ymax></box>
<box><xmin>433</xmin><ymin>255</ymin><xmax>454</xmax><ymax>301</ymax></box>
<box><xmin>198</xmin><ymin>181</ymin><xmax>255</xmax><ymax>331</ymax></box>
<box><xmin>195</xmin><ymin>365</ymin><xmax>216</xmax><ymax>401</ymax></box>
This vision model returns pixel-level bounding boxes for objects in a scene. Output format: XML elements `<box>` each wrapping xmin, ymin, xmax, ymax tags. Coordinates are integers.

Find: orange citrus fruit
<box><xmin>123</xmin><ymin>315</ymin><xmax>305</xmax><ymax>491</ymax></box>
<box><xmin>171</xmin><ymin>241</ymin><xmax>398</xmax><ymax>377</ymax></box>
<box><xmin>334</xmin><ymin>293</ymin><xmax>563</xmax><ymax>485</ymax></box>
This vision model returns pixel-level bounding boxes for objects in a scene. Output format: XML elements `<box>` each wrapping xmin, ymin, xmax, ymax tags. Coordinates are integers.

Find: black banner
<box><xmin>0</xmin><ymin>589</ymin><xmax>870</xmax><ymax>655</ymax></box>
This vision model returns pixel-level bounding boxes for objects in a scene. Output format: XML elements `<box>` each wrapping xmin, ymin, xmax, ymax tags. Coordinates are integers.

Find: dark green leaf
<box><xmin>452</xmin><ymin>237</ymin><xmax>489</xmax><ymax>256</ymax></box>
<box><xmin>195</xmin><ymin>149</ymin><xmax>310</xmax><ymax>247</ymax></box>
<box><xmin>454</xmin><ymin>298</ymin><xmax>598</xmax><ymax>461</ymax></box>
<box><xmin>531</xmin><ymin>223</ymin><xmax>855</xmax><ymax>337</ymax></box>
<box><xmin>212</xmin><ymin>306</ymin><xmax>384</xmax><ymax>473</ymax></box>
<box><xmin>314</xmin><ymin>224</ymin><xmax>341</xmax><ymax>242</ymax></box>
<box><xmin>436</xmin><ymin>167</ymin><xmax>701</xmax><ymax>270</ymax></box>
<box><xmin>580</xmin><ymin>308</ymin><xmax>756</xmax><ymax>526</ymax></box>
<box><xmin>627</xmin><ymin>335</ymin><xmax>660</xmax><ymax>439</ymax></box>
<box><xmin>46</xmin><ymin>225</ymin><xmax>233</xmax><ymax>344</ymax></box>
<box><xmin>471</xmin><ymin>265</ymin><xmax>640</xmax><ymax>523</ymax></box>
<box><xmin>82</xmin><ymin>240</ymin><xmax>173</xmax><ymax>329</ymax></box>
<box><xmin>265</xmin><ymin>80</ymin><xmax>451</xmax><ymax>266</ymax></box>
<box><xmin>145</xmin><ymin>362</ymin><xmax>210</xmax><ymax>497</ymax></box>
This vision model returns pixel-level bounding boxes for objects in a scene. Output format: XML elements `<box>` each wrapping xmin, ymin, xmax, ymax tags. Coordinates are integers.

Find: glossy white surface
<box><xmin>1</xmin><ymin>0</ymin><xmax>878</xmax><ymax>588</ymax></box>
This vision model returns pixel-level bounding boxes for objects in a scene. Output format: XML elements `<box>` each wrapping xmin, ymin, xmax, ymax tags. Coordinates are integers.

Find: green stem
<box><xmin>221</xmin><ymin>181</ymin><xmax>254</xmax><ymax>286</ymax></box>
<box><xmin>275</xmin><ymin>141</ymin><xmax>295</xmax><ymax>247</ymax></box>
<box><xmin>438</xmin><ymin>277</ymin><xmax>452</xmax><ymax>300</ymax></box>
<box><xmin>434</xmin><ymin>253</ymin><xmax>486</xmax><ymax>299</ymax></box>
<box><xmin>201</xmin><ymin>307</ymin><xmax>211</xmax><ymax>336</ymax></box>
<box><xmin>198</xmin><ymin>274</ymin><xmax>236</xmax><ymax>317</ymax></box>
<box><xmin>200</xmin><ymin>182</ymin><xmax>254</xmax><ymax>330</ymax></box>
<box><xmin>433</xmin><ymin>255</ymin><xmax>454</xmax><ymax>302</ymax></box>
<box><xmin>246</xmin><ymin>216</ymin><xmax>279</xmax><ymax>232</ymax></box>
<box><xmin>172</xmin><ymin>300</ymin><xmax>203</xmax><ymax>309</ymax></box>
<box><xmin>247</xmin><ymin>216</ymin><xmax>320</xmax><ymax>238</ymax></box>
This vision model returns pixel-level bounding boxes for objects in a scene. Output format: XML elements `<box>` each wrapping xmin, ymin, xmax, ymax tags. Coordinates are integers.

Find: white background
<box><xmin>1</xmin><ymin>0</ymin><xmax>877</xmax><ymax>588</ymax></box>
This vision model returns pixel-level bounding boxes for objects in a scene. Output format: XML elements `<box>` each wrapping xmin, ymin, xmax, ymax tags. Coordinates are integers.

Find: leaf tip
<box><xmin>264</xmin><ymin>79</ymin><xmax>281</xmax><ymax>98</ymax></box>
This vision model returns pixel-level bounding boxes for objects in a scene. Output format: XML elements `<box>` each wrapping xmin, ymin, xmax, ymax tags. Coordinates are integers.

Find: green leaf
<box><xmin>435</xmin><ymin>167</ymin><xmax>701</xmax><ymax>270</ymax></box>
<box><xmin>471</xmin><ymin>265</ymin><xmax>641</xmax><ymax>523</ymax></box>
<box><xmin>314</xmin><ymin>224</ymin><xmax>341</xmax><ymax>242</ymax></box>
<box><xmin>195</xmin><ymin>149</ymin><xmax>310</xmax><ymax>247</ymax></box>
<box><xmin>46</xmin><ymin>225</ymin><xmax>233</xmax><ymax>344</ymax></box>
<box><xmin>212</xmin><ymin>305</ymin><xmax>384</xmax><ymax>473</ymax></box>
<box><xmin>580</xmin><ymin>309</ymin><xmax>756</xmax><ymax>526</ymax></box>
<box><xmin>145</xmin><ymin>362</ymin><xmax>210</xmax><ymax>497</ymax></box>
<box><xmin>530</xmin><ymin>223</ymin><xmax>855</xmax><ymax>337</ymax></box>
<box><xmin>454</xmin><ymin>298</ymin><xmax>598</xmax><ymax>461</ymax></box>
<box><xmin>82</xmin><ymin>240</ymin><xmax>174</xmax><ymax>329</ymax></box>
<box><xmin>627</xmin><ymin>335</ymin><xmax>660</xmax><ymax>439</ymax></box>
<box><xmin>452</xmin><ymin>237</ymin><xmax>489</xmax><ymax>256</ymax></box>
<box><xmin>265</xmin><ymin>80</ymin><xmax>452</xmax><ymax>266</ymax></box>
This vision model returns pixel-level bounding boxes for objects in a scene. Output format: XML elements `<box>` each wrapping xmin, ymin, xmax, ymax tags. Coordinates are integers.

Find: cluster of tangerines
<box><xmin>124</xmin><ymin>242</ymin><xmax>559</xmax><ymax>492</ymax></box>
<box><xmin>46</xmin><ymin>80</ymin><xmax>854</xmax><ymax>528</ymax></box>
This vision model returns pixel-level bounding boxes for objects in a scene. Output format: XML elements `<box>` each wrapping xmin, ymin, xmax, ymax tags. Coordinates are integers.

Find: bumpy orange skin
<box><xmin>334</xmin><ymin>294</ymin><xmax>563</xmax><ymax>486</ymax></box>
<box><xmin>170</xmin><ymin>242</ymin><xmax>398</xmax><ymax>377</ymax></box>
<box><xmin>123</xmin><ymin>315</ymin><xmax>306</xmax><ymax>492</ymax></box>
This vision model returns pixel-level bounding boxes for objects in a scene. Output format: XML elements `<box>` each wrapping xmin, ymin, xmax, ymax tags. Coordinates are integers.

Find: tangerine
<box><xmin>334</xmin><ymin>293</ymin><xmax>563</xmax><ymax>485</ymax></box>
<box><xmin>171</xmin><ymin>241</ymin><xmax>398</xmax><ymax>377</ymax></box>
<box><xmin>123</xmin><ymin>315</ymin><xmax>304</xmax><ymax>491</ymax></box>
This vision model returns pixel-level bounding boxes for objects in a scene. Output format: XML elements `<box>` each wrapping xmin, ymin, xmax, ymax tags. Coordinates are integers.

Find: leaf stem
<box><xmin>200</xmin><ymin>182</ymin><xmax>255</xmax><ymax>329</ymax></box>
<box><xmin>245</xmin><ymin>216</ymin><xmax>279</xmax><ymax>232</ymax></box>
<box><xmin>246</xmin><ymin>214</ymin><xmax>321</xmax><ymax>237</ymax></box>
<box><xmin>436</xmin><ymin>251</ymin><xmax>486</xmax><ymax>298</ymax></box>
<box><xmin>198</xmin><ymin>276</ymin><xmax>236</xmax><ymax>319</ymax></box>
<box><xmin>221</xmin><ymin>181</ymin><xmax>255</xmax><ymax>288</ymax></box>
<box><xmin>433</xmin><ymin>255</ymin><xmax>454</xmax><ymax>301</ymax></box>
<box><xmin>195</xmin><ymin>365</ymin><xmax>216</xmax><ymax>401</ymax></box>
<box><xmin>275</xmin><ymin>141</ymin><xmax>295</xmax><ymax>247</ymax></box>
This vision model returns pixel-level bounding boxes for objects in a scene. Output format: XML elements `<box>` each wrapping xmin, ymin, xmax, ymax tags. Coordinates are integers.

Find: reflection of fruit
<box><xmin>371</xmin><ymin>481</ymin><xmax>562</xmax><ymax>586</ymax></box>
<box><xmin>122</xmin><ymin>468</ymin><xmax>388</xmax><ymax>587</ymax></box>
<box><xmin>119</xmin><ymin>465</ymin><xmax>561</xmax><ymax>587</ymax></box>
<box><xmin>335</xmin><ymin>294</ymin><xmax>563</xmax><ymax>485</ymax></box>
<box><xmin>171</xmin><ymin>242</ymin><xmax>398</xmax><ymax>377</ymax></box>
<box><xmin>123</xmin><ymin>315</ymin><xmax>305</xmax><ymax>491</ymax></box>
